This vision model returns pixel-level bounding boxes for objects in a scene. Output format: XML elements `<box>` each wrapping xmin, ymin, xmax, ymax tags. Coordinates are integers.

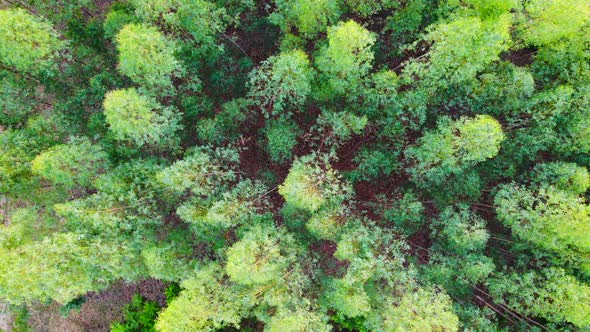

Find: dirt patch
<box><xmin>27</xmin><ymin>279</ymin><xmax>167</xmax><ymax>332</ymax></box>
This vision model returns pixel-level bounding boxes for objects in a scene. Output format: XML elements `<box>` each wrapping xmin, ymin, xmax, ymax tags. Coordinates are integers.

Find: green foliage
<box><xmin>155</xmin><ymin>264</ymin><xmax>246</xmax><ymax>331</ymax></box>
<box><xmin>265</xmin><ymin>308</ymin><xmax>331</xmax><ymax>332</ymax></box>
<box><xmin>248</xmin><ymin>50</ymin><xmax>314</xmax><ymax>117</ymax></box>
<box><xmin>270</xmin><ymin>0</ymin><xmax>342</xmax><ymax>37</ymax></box>
<box><xmin>31</xmin><ymin>137</ymin><xmax>110</xmax><ymax>189</ymax></box>
<box><xmin>176</xmin><ymin>179</ymin><xmax>268</xmax><ymax>230</ymax></box>
<box><xmin>521</xmin><ymin>0</ymin><xmax>590</xmax><ymax>47</ymax></box>
<box><xmin>0</xmin><ymin>9</ymin><xmax>64</xmax><ymax>74</ymax></box>
<box><xmin>431</xmin><ymin>205</ymin><xmax>489</xmax><ymax>255</ymax></box>
<box><xmin>495</xmin><ymin>184</ymin><xmax>590</xmax><ymax>273</ymax></box>
<box><xmin>116</xmin><ymin>23</ymin><xmax>180</xmax><ymax>90</ymax></box>
<box><xmin>103</xmin><ymin>88</ymin><xmax>181</xmax><ymax>147</ymax></box>
<box><xmin>104</xmin><ymin>9</ymin><xmax>137</xmax><ymax>40</ymax></box>
<box><xmin>2</xmin><ymin>1</ymin><xmax>590</xmax><ymax>330</ymax></box>
<box><xmin>346</xmin><ymin>0</ymin><xmax>398</xmax><ymax>17</ymax></box>
<box><xmin>225</xmin><ymin>224</ymin><xmax>298</xmax><ymax>285</ymax></box>
<box><xmin>405</xmin><ymin>14</ymin><xmax>511</xmax><ymax>88</ymax></box>
<box><xmin>381</xmin><ymin>192</ymin><xmax>425</xmax><ymax>236</ymax></box>
<box><xmin>489</xmin><ymin>268</ymin><xmax>590</xmax><ymax>328</ymax></box>
<box><xmin>111</xmin><ymin>294</ymin><xmax>159</xmax><ymax>332</ymax></box>
<box><xmin>407</xmin><ymin>115</ymin><xmax>504</xmax><ymax>185</ymax></box>
<box><xmin>196</xmin><ymin>98</ymin><xmax>251</xmax><ymax>145</ymax></box>
<box><xmin>315</xmin><ymin>20</ymin><xmax>376</xmax><ymax>98</ymax></box>
<box><xmin>530</xmin><ymin>162</ymin><xmax>589</xmax><ymax>195</ymax></box>
<box><xmin>264</xmin><ymin>119</ymin><xmax>299</xmax><ymax>163</ymax></box>
<box><xmin>0</xmin><ymin>232</ymin><xmax>139</xmax><ymax>304</ymax></box>
<box><xmin>365</xmin><ymin>287</ymin><xmax>459</xmax><ymax>332</ymax></box>
<box><xmin>156</xmin><ymin>146</ymin><xmax>239</xmax><ymax>195</ymax></box>
<box><xmin>0</xmin><ymin>71</ymin><xmax>38</xmax><ymax>127</ymax></box>
<box><xmin>279</xmin><ymin>155</ymin><xmax>352</xmax><ymax>212</ymax></box>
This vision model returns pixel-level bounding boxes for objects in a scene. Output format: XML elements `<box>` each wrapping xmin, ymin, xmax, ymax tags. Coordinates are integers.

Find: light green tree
<box><xmin>31</xmin><ymin>137</ymin><xmax>110</xmax><ymax>189</ymax></box>
<box><xmin>495</xmin><ymin>183</ymin><xmax>590</xmax><ymax>273</ymax></box>
<box><xmin>116</xmin><ymin>23</ymin><xmax>181</xmax><ymax>90</ymax></box>
<box><xmin>270</xmin><ymin>0</ymin><xmax>342</xmax><ymax>37</ymax></box>
<box><xmin>103</xmin><ymin>88</ymin><xmax>181</xmax><ymax>147</ymax></box>
<box><xmin>407</xmin><ymin>115</ymin><xmax>505</xmax><ymax>185</ymax></box>
<box><xmin>279</xmin><ymin>155</ymin><xmax>352</xmax><ymax>212</ymax></box>
<box><xmin>248</xmin><ymin>50</ymin><xmax>314</xmax><ymax>117</ymax></box>
<box><xmin>155</xmin><ymin>263</ymin><xmax>247</xmax><ymax>331</ymax></box>
<box><xmin>0</xmin><ymin>8</ymin><xmax>64</xmax><ymax>74</ymax></box>
<box><xmin>521</xmin><ymin>0</ymin><xmax>590</xmax><ymax>46</ymax></box>
<box><xmin>315</xmin><ymin>20</ymin><xmax>376</xmax><ymax>98</ymax></box>
<box><xmin>225</xmin><ymin>225</ymin><xmax>298</xmax><ymax>286</ymax></box>
<box><xmin>489</xmin><ymin>268</ymin><xmax>590</xmax><ymax>328</ymax></box>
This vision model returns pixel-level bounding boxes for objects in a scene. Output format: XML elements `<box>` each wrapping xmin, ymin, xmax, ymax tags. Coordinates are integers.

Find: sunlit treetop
<box><xmin>521</xmin><ymin>0</ymin><xmax>590</xmax><ymax>46</ymax></box>
<box><xmin>31</xmin><ymin>137</ymin><xmax>110</xmax><ymax>189</ymax></box>
<box><xmin>531</xmin><ymin>162</ymin><xmax>590</xmax><ymax>195</ymax></box>
<box><xmin>248</xmin><ymin>49</ymin><xmax>314</xmax><ymax>118</ymax></box>
<box><xmin>279</xmin><ymin>155</ymin><xmax>353</xmax><ymax>212</ymax></box>
<box><xmin>407</xmin><ymin>115</ymin><xmax>505</xmax><ymax>185</ymax></box>
<box><xmin>103</xmin><ymin>88</ymin><xmax>181</xmax><ymax>147</ymax></box>
<box><xmin>116</xmin><ymin>23</ymin><xmax>181</xmax><ymax>90</ymax></box>
<box><xmin>270</xmin><ymin>0</ymin><xmax>342</xmax><ymax>37</ymax></box>
<box><xmin>406</xmin><ymin>14</ymin><xmax>511</xmax><ymax>87</ymax></box>
<box><xmin>0</xmin><ymin>8</ymin><xmax>64</xmax><ymax>74</ymax></box>
<box><xmin>129</xmin><ymin>0</ymin><xmax>226</xmax><ymax>58</ymax></box>
<box><xmin>315</xmin><ymin>20</ymin><xmax>376</xmax><ymax>98</ymax></box>
<box><xmin>225</xmin><ymin>225</ymin><xmax>299</xmax><ymax>286</ymax></box>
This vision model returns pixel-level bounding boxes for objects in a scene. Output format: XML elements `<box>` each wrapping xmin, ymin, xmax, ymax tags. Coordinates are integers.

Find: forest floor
<box><xmin>25</xmin><ymin>279</ymin><xmax>166</xmax><ymax>332</ymax></box>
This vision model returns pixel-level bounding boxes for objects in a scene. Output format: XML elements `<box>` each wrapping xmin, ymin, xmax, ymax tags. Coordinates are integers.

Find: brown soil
<box><xmin>27</xmin><ymin>279</ymin><xmax>167</xmax><ymax>332</ymax></box>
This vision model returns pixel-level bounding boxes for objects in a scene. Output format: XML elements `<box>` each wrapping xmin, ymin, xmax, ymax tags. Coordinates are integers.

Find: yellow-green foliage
<box><xmin>225</xmin><ymin>225</ymin><xmax>296</xmax><ymax>286</ymax></box>
<box><xmin>408</xmin><ymin>115</ymin><xmax>505</xmax><ymax>184</ymax></box>
<box><xmin>116</xmin><ymin>23</ymin><xmax>180</xmax><ymax>89</ymax></box>
<box><xmin>103</xmin><ymin>88</ymin><xmax>181</xmax><ymax>147</ymax></box>
<box><xmin>31</xmin><ymin>137</ymin><xmax>109</xmax><ymax>189</ymax></box>
<box><xmin>155</xmin><ymin>264</ymin><xmax>246</xmax><ymax>332</ymax></box>
<box><xmin>522</xmin><ymin>0</ymin><xmax>590</xmax><ymax>46</ymax></box>
<box><xmin>0</xmin><ymin>9</ymin><xmax>64</xmax><ymax>74</ymax></box>
<box><xmin>316</xmin><ymin>20</ymin><xmax>376</xmax><ymax>97</ymax></box>
<box><xmin>270</xmin><ymin>0</ymin><xmax>342</xmax><ymax>37</ymax></box>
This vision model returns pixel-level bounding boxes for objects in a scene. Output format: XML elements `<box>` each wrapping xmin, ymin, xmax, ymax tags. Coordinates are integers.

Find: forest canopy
<box><xmin>0</xmin><ymin>0</ymin><xmax>589</xmax><ymax>331</ymax></box>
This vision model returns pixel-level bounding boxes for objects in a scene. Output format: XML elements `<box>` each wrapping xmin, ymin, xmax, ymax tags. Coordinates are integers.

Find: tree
<box><xmin>264</xmin><ymin>119</ymin><xmax>300</xmax><ymax>163</ymax></box>
<box><xmin>155</xmin><ymin>263</ymin><xmax>247</xmax><ymax>331</ymax></box>
<box><xmin>130</xmin><ymin>0</ymin><xmax>226</xmax><ymax>59</ymax></box>
<box><xmin>279</xmin><ymin>155</ymin><xmax>352</xmax><ymax>212</ymax></box>
<box><xmin>530</xmin><ymin>162</ymin><xmax>589</xmax><ymax>195</ymax></box>
<box><xmin>430</xmin><ymin>205</ymin><xmax>489</xmax><ymax>255</ymax></box>
<box><xmin>270</xmin><ymin>0</ymin><xmax>342</xmax><ymax>37</ymax></box>
<box><xmin>31</xmin><ymin>137</ymin><xmax>110</xmax><ymax>189</ymax></box>
<box><xmin>156</xmin><ymin>146</ymin><xmax>239</xmax><ymax>196</ymax></box>
<box><xmin>365</xmin><ymin>287</ymin><xmax>459</xmax><ymax>332</ymax></box>
<box><xmin>0</xmin><ymin>8</ymin><xmax>64</xmax><ymax>75</ymax></box>
<box><xmin>346</xmin><ymin>0</ymin><xmax>398</xmax><ymax>17</ymax></box>
<box><xmin>0</xmin><ymin>232</ymin><xmax>141</xmax><ymax>304</ymax></box>
<box><xmin>248</xmin><ymin>50</ymin><xmax>314</xmax><ymax>118</ymax></box>
<box><xmin>116</xmin><ymin>23</ymin><xmax>181</xmax><ymax>90</ymax></box>
<box><xmin>103</xmin><ymin>88</ymin><xmax>181</xmax><ymax>147</ymax></box>
<box><xmin>315</xmin><ymin>20</ymin><xmax>376</xmax><ymax>98</ymax></box>
<box><xmin>495</xmin><ymin>183</ymin><xmax>590</xmax><ymax>273</ymax></box>
<box><xmin>265</xmin><ymin>308</ymin><xmax>331</xmax><ymax>332</ymax></box>
<box><xmin>521</xmin><ymin>0</ymin><xmax>590</xmax><ymax>47</ymax></box>
<box><xmin>404</xmin><ymin>14</ymin><xmax>511</xmax><ymax>90</ymax></box>
<box><xmin>489</xmin><ymin>268</ymin><xmax>590</xmax><ymax>328</ymax></box>
<box><xmin>407</xmin><ymin>115</ymin><xmax>505</xmax><ymax>185</ymax></box>
<box><xmin>225</xmin><ymin>225</ymin><xmax>298</xmax><ymax>286</ymax></box>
